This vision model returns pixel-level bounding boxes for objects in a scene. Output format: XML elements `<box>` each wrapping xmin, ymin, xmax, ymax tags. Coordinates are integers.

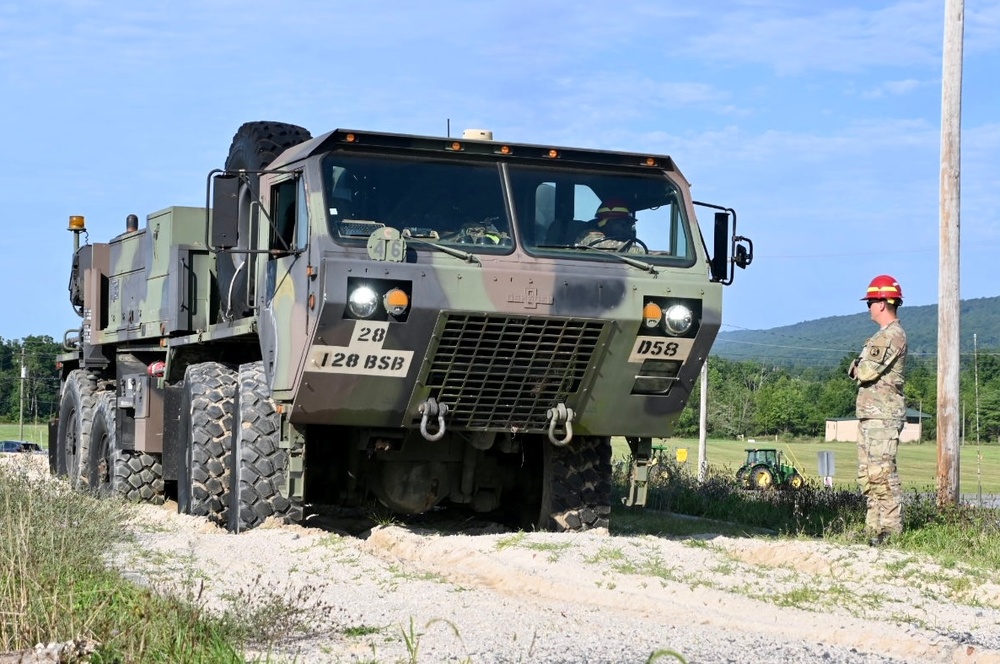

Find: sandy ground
<box><xmin>6</xmin><ymin>453</ymin><xmax>1000</xmax><ymax>663</ymax></box>
<box><xmin>111</xmin><ymin>502</ymin><xmax>1000</xmax><ymax>664</ymax></box>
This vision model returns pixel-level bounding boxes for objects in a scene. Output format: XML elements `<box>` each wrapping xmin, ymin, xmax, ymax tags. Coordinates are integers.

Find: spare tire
<box><xmin>225</xmin><ymin>121</ymin><xmax>313</xmax><ymax>174</ymax></box>
<box><xmin>219</xmin><ymin>121</ymin><xmax>312</xmax><ymax>319</ymax></box>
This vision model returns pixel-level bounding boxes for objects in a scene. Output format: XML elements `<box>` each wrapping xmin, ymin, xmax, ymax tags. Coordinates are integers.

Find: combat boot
<box><xmin>868</xmin><ymin>532</ymin><xmax>891</xmax><ymax>547</ymax></box>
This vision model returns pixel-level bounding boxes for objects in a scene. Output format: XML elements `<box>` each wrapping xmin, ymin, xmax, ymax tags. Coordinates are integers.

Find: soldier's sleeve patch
<box><xmin>869</xmin><ymin>347</ymin><xmax>882</xmax><ymax>359</ymax></box>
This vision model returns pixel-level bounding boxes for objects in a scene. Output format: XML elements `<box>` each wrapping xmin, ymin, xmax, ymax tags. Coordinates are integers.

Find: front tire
<box><xmin>228</xmin><ymin>361</ymin><xmax>301</xmax><ymax>533</ymax></box>
<box><xmin>55</xmin><ymin>369</ymin><xmax>99</xmax><ymax>489</ymax></box>
<box><xmin>537</xmin><ymin>436</ymin><xmax>612</xmax><ymax>532</ymax></box>
<box><xmin>178</xmin><ymin>362</ymin><xmax>236</xmax><ymax>525</ymax></box>
<box><xmin>753</xmin><ymin>466</ymin><xmax>774</xmax><ymax>490</ymax></box>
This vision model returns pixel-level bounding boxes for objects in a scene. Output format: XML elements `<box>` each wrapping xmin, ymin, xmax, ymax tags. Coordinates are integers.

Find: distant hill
<box><xmin>713</xmin><ymin>295</ymin><xmax>1000</xmax><ymax>367</ymax></box>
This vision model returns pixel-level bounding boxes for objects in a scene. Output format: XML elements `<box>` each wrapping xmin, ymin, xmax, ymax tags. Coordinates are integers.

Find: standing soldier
<box><xmin>849</xmin><ymin>275</ymin><xmax>908</xmax><ymax>546</ymax></box>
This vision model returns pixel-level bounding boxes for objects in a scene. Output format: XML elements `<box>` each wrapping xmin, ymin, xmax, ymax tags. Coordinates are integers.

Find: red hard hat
<box><xmin>862</xmin><ymin>274</ymin><xmax>903</xmax><ymax>305</ymax></box>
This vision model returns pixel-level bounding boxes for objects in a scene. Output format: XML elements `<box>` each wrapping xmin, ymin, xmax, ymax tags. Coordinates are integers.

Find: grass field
<box><xmin>613</xmin><ymin>437</ymin><xmax>1000</xmax><ymax>495</ymax></box>
<box><xmin>0</xmin><ymin>423</ymin><xmax>47</xmax><ymax>446</ymax></box>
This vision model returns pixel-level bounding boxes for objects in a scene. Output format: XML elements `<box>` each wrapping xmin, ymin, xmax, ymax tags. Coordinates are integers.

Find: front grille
<box><xmin>419</xmin><ymin>314</ymin><xmax>607</xmax><ymax>431</ymax></box>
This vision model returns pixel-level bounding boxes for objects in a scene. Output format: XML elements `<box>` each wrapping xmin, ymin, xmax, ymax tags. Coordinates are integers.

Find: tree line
<box><xmin>0</xmin><ymin>336</ymin><xmax>62</xmax><ymax>425</ymax></box>
<box><xmin>674</xmin><ymin>352</ymin><xmax>1000</xmax><ymax>443</ymax></box>
<box><xmin>2</xmin><ymin>335</ymin><xmax>999</xmax><ymax>445</ymax></box>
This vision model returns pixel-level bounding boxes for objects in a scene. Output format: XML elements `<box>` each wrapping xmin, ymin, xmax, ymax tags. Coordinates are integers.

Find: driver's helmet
<box><xmin>594</xmin><ymin>198</ymin><xmax>636</xmax><ymax>240</ymax></box>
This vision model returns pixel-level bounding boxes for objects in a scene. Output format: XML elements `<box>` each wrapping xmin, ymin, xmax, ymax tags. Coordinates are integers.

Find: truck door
<box><xmin>259</xmin><ymin>175</ymin><xmax>311</xmax><ymax>398</ymax></box>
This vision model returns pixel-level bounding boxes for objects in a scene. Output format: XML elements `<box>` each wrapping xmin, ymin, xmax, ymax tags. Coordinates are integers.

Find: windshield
<box><xmin>322</xmin><ymin>154</ymin><xmax>512</xmax><ymax>251</ymax></box>
<box><xmin>508</xmin><ymin>164</ymin><xmax>694</xmax><ymax>263</ymax></box>
<box><xmin>320</xmin><ymin>153</ymin><xmax>695</xmax><ymax>263</ymax></box>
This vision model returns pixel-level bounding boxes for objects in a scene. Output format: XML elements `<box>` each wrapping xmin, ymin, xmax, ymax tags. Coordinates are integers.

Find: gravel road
<box><xmin>109</xmin><ymin>501</ymin><xmax>1000</xmax><ymax>664</ymax></box>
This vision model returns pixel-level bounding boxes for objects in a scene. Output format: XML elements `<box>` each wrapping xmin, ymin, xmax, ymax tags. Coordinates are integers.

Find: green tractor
<box><xmin>736</xmin><ymin>448</ymin><xmax>804</xmax><ymax>491</ymax></box>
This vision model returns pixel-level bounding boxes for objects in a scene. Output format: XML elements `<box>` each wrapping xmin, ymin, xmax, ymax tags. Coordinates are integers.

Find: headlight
<box><xmin>662</xmin><ymin>304</ymin><xmax>693</xmax><ymax>336</ymax></box>
<box><xmin>347</xmin><ymin>286</ymin><xmax>380</xmax><ymax>318</ymax></box>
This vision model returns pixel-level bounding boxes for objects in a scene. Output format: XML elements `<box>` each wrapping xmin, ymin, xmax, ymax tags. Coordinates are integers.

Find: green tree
<box><xmin>753</xmin><ymin>375</ymin><xmax>810</xmax><ymax>436</ymax></box>
<box><xmin>0</xmin><ymin>336</ymin><xmax>61</xmax><ymax>423</ymax></box>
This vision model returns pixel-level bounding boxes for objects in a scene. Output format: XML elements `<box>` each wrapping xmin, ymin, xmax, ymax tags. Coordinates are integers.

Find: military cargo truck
<box><xmin>52</xmin><ymin>121</ymin><xmax>752</xmax><ymax>533</ymax></box>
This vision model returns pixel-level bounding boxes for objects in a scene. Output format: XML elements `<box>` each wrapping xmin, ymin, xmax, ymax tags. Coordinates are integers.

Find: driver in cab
<box><xmin>575</xmin><ymin>198</ymin><xmax>644</xmax><ymax>253</ymax></box>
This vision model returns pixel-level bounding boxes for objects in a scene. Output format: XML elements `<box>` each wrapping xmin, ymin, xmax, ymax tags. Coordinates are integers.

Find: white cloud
<box><xmin>861</xmin><ymin>78</ymin><xmax>930</xmax><ymax>98</ymax></box>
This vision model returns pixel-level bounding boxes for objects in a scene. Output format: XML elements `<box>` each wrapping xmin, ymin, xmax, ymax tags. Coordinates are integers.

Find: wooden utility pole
<box><xmin>937</xmin><ymin>0</ymin><xmax>964</xmax><ymax>506</ymax></box>
<box><xmin>18</xmin><ymin>346</ymin><xmax>25</xmax><ymax>441</ymax></box>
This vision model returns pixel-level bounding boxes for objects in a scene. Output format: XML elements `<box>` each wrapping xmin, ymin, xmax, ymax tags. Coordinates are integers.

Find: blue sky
<box><xmin>1</xmin><ymin>0</ymin><xmax>997</xmax><ymax>342</ymax></box>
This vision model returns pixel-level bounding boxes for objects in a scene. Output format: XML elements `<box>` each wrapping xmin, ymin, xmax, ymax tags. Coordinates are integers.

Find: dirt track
<box><xmin>5</xmin><ymin>452</ymin><xmax>999</xmax><ymax>663</ymax></box>
<box><xmin>112</xmin><ymin>501</ymin><xmax>1000</xmax><ymax>664</ymax></box>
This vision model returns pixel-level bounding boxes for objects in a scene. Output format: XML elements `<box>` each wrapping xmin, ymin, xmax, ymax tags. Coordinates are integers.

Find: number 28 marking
<box><xmin>356</xmin><ymin>326</ymin><xmax>386</xmax><ymax>343</ymax></box>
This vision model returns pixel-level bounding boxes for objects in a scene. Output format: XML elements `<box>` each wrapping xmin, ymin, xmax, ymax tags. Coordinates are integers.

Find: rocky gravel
<box><xmin>109</xmin><ymin>501</ymin><xmax>1000</xmax><ymax>664</ymax></box>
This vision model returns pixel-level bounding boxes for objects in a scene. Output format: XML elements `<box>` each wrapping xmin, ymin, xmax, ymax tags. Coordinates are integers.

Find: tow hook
<box><xmin>545</xmin><ymin>403</ymin><xmax>575</xmax><ymax>446</ymax></box>
<box><xmin>418</xmin><ymin>398</ymin><xmax>449</xmax><ymax>441</ymax></box>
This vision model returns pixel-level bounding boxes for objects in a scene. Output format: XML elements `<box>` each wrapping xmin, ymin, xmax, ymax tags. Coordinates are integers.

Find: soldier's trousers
<box><xmin>857</xmin><ymin>418</ymin><xmax>904</xmax><ymax>535</ymax></box>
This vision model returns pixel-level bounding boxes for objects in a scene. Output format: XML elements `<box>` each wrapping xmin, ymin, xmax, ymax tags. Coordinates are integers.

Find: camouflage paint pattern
<box><xmin>851</xmin><ymin>318</ymin><xmax>907</xmax><ymax>535</ymax></box>
<box><xmin>58</xmin><ymin>125</ymin><xmax>745</xmax><ymax>517</ymax></box>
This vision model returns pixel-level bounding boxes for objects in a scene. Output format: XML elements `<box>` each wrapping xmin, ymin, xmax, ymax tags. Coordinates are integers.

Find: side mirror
<box><xmin>211</xmin><ymin>174</ymin><xmax>240</xmax><ymax>249</ymax></box>
<box><xmin>734</xmin><ymin>237</ymin><xmax>753</xmax><ymax>269</ymax></box>
<box><xmin>710</xmin><ymin>212</ymin><xmax>730</xmax><ymax>283</ymax></box>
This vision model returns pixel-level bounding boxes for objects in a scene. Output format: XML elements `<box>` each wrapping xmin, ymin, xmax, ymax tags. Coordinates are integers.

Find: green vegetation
<box><xmin>0</xmin><ymin>459</ymin><xmax>308</xmax><ymax>662</ymax></box>
<box><xmin>610</xmin><ymin>455</ymin><xmax>1000</xmax><ymax>575</ymax></box>
<box><xmin>672</xmin><ymin>352</ymin><xmax>1000</xmax><ymax>443</ymax></box>
<box><xmin>696</xmin><ymin>296</ymin><xmax>1000</xmax><ymax>442</ymax></box>
<box><xmin>0</xmin><ymin>336</ymin><xmax>61</xmax><ymax>425</ymax></box>
<box><xmin>713</xmin><ymin>294</ymin><xmax>1000</xmax><ymax>364</ymax></box>
<box><xmin>0</xmin><ymin>423</ymin><xmax>46</xmax><ymax>446</ymax></box>
<box><xmin>617</xmin><ymin>437</ymin><xmax>1000</xmax><ymax>495</ymax></box>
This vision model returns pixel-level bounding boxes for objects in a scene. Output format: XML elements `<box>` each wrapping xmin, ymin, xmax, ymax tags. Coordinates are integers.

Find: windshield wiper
<box><xmin>536</xmin><ymin>243</ymin><xmax>658</xmax><ymax>274</ymax></box>
<box><xmin>404</xmin><ymin>236</ymin><xmax>481</xmax><ymax>265</ymax></box>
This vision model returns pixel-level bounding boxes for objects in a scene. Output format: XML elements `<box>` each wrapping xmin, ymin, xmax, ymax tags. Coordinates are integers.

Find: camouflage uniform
<box><xmin>575</xmin><ymin>216</ymin><xmax>646</xmax><ymax>254</ymax></box>
<box><xmin>851</xmin><ymin>319</ymin><xmax>907</xmax><ymax>536</ymax></box>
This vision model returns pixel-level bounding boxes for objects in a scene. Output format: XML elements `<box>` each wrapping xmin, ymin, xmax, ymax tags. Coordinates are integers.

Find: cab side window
<box><xmin>270</xmin><ymin>178</ymin><xmax>299</xmax><ymax>253</ymax></box>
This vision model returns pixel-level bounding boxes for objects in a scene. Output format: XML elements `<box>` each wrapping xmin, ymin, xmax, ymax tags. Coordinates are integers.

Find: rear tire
<box><xmin>228</xmin><ymin>361</ymin><xmax>301</xmax><ymax>533</ymax></box>
<box><xmin>537</xmin><ymin>436</ymin><xmax>612</xmax><ymax>532</ymax></box>
<box><xmin>736</xmin><ymin>466</ymin><xmax>751</xmax><ymax>488</ymax></box>
<box><xmin>178</xmin><ymin>362</ymin><xmax>236</xmax><ymax>525</ymax></box>
<box><xmin>90</xmin><ymin>392</ymin><xmax>121</xmax><ymax>497</ymax></box>
<box><xmin>55</xmin><ymin>370</ymin><xmax>99</xmax><ymax>489</ymax></box>
<box><xmin>91</xmin><ymin>393</ymin><xmax>165</xmax><ymax>503</ymax></box>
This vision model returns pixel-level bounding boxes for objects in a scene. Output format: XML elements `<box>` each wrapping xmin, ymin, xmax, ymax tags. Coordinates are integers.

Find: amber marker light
<box><xmin>547</xmin><ymin>149</ymin><xmax>559</xmax><ymax>158</ymax></box>
<box><xmin>449</xmin><ymin>141</ymin><xmax>463</xmax><ymax>151</ymax></box>
<box><xmin>345</xmin><ymin>133</ymin><xmax>356</xmax><ymax>142</ymax></box>
<box><xmin>383</xmin><ymin>288</ymin><xmax>410</xmax><ymax>316</ymax></box>
<box><xmin>68</xmin><ymin>215</ymin><xmax>86</xmax><ymax>231</ymax></box>
<box><xmin>499</xmin><ymin>145</ymin><xmax>511</xmax><ymax>155</ymax></box>
<box><xmin>642</xmin><ymin>302</ymin><xmax>663</xmax><ymax>328</ymax></box>
<box><xmin>644</xmin><ymin>157</ymin><xmax>657</xmax><ymax>166</ymax></box>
